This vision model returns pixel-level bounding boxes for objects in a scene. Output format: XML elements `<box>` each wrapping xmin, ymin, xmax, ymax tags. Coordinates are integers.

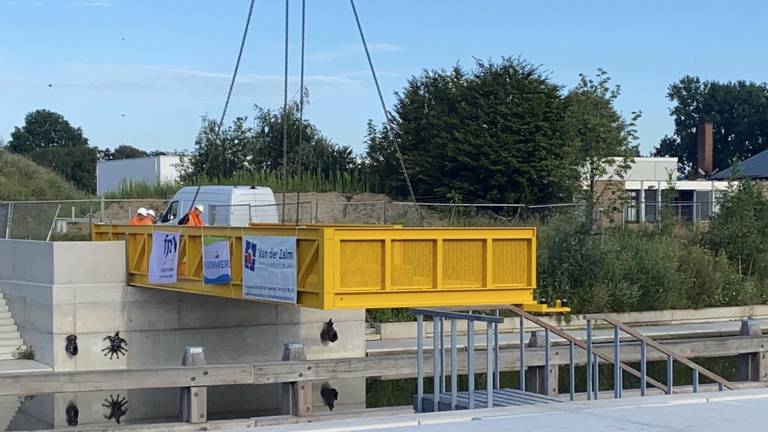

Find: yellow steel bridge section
<box><xmin>92</xmin><ymin>224</ymin><xmax>563</xmax><ymax>311</ymax></box>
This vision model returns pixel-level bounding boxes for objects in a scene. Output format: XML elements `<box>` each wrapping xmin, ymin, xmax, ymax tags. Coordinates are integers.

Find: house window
<box><xmin>624</xmin><ymin>190</ymin><xmax>639</xmax><ymax>223</ymax></box>
<box><xmin>695</xmin><ymin>190</ymin><xmax>712</xmax><ymax>221</ymax></box>
<box><xmin>644</xmin><ymin>189</ymin><xmax>658</xmax><ymax>222</ymax></box>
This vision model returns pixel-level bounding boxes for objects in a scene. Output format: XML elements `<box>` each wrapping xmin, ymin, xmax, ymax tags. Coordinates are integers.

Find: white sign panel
<box><xmin>203</xmin><ymin>236</ymin><xmax>231</xmax><ymax>284</ymax></box>
<box><xmin>242</xmin><ymin>236</ymin><xmax>297</xmax><ymax>304</ymax></box>
<box><xmin>148</xmin><ymin>231</ymin><xmax>180</xmax><ymax>284</ymax></box>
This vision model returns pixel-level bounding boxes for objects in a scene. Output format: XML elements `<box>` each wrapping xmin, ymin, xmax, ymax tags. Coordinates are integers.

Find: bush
<box><xmin>12</xmin><ymin>345</ymin><xmax>35</xmax><ymax>360</ymax></box>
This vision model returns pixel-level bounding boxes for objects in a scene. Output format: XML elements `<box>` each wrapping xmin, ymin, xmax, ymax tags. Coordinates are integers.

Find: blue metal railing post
<box><xmin>640</xmin><ymin>340</ymin><xmax>647</xmax><ymax>397</ymax></box>
<box><xmin>439</xmin><ymin>317</ymin><xmax>445</xmax><ymax>393</ymax></box>
<box><xmin>692</xmin><ymin>369</ymin><xmax>699</xmax><ymax>393</ymax></box>
<box><xmin>593</xmin><ymin>354</ymin><xmax>599</xmax><ymax>399</ymax></box>
<box><xmin>666</xmin><ymin>354</ymin><xmax>673</xmax><ymax>395</ymax></box>
<box><xmin>468</xmin><ymin>320</ymin><xmax>475</xmax><ymax>409</ymax></box>
<box><xmin>586</xmin><ymin>319</ymin><xmax>593</xmax><ymax>400</ymax></box>
<box><xmin>416</xmin><ymin>314</ymin><xmax>424</xmax><ymax>412</ymax></box>
<box><xmin>450</xmin><ymin>319</ymin><xmax>458</xmax><ymax>410</ymax></box>
<box><xmin>613</xmin><ymin>326</ymin><xmax>621</xmax><ymax>399</ymax></box>
<box><xmin>568</xmin><ymin>341</ymin><xmax>575</xmax><ymax>401</ymax></box>
<box><xmin>433</xmin><ymin>316</ymin><xmax>440</xmax><ymax>411</ymax></box>
<box><xmin>544</xmin><ymin>328</ymin><xmax>551</xmax><ymax>396</ymax></box>
<box><xmin>519</xmin><ymin>315</ymin><xmax>526</xmax><ymax>391</ymax></box>
<box><xmin>486</xmin><ymin>321</ymin><xmax>494</xmax><ymax>408</ymax></box>
<box><xmin>494</xmin><ymin>311</ymin><xmax>500</xmax><ymax>390</ymax></box>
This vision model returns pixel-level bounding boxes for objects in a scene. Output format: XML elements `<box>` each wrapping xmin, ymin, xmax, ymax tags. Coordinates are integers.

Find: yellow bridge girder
<box><xmin>92</xmin><ymin>224</ymin><xmax>565</xmax><ymax>311</ymax></box>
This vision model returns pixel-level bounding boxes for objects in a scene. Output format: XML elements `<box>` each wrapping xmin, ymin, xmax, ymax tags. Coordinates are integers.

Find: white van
<box><xmin>158</xmin><ymin>186</ymin><xmax>278</xmax><ymax>226</ymax></box>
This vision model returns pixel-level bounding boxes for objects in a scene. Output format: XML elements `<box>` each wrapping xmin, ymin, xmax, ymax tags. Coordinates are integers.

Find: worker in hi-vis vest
<box><xmin>128</xmin><ymin>207</ymin><xmax>149</xmax><ymax>225</ymax></box>
<box><xmin>181</xmin><ymin>204</ymin><xmax>204</xmax><ymax>226</ymax></box>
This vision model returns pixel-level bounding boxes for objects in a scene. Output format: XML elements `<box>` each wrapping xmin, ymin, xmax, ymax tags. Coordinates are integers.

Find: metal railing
<box><xmin>413</xmin><ymin>308</ymin><xmax>504</xmax><ymax>412</ymax></box>
<box><xmin>414</xmin><ymin>305</ymin><xmax>734</xmax><ymax>412</ymax></box>
<box><xmin>584</xmin><ymin>313</ymin><xmax>735</xmax><ymax>395</ymax></box>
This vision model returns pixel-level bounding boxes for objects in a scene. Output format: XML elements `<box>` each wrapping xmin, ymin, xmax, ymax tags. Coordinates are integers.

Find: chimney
<box><xmin>697</xmin><ymin>121</ymin><xmax>713</xmax><ymax>176</ymax></box>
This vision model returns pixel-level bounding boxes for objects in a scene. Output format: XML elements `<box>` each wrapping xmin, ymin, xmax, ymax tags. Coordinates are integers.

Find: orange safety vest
<box><xmin>128</xmin><ymin>215</ymin><xmax>145</xmax><ymax>225</ymax></box>
<box><xmin>184</xmin><ymin>211</ymin><xmax>204</xmax><ymax>226</ymax></box>
<box><xmin>137</xmin><ymin>217</ymin><xmax>153</xmax><ymax>225</ymax></box>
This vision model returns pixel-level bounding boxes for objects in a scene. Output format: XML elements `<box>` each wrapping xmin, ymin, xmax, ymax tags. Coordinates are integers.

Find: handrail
<box><xmin>412</xmin><ymin>308</ymin><xmax>505</xmax><ymax>324</ymax></box>
<box><xmin>500</xmin><ymin>305</ymin><xmax>669</xmax><ymax>392</ymax></box>
<box><xmin>442</xmin><ymin>305</ymin><xmax>669</xmax><ymax>392</ymax></box>
<box><xmin>586</xmin><ymin>313</ymin><xmax>736</xmax><ymax>390</ymax></box>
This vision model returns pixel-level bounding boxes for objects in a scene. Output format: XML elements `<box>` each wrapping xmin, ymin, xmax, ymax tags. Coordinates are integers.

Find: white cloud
<box><xmin>308</xmin><ymin>43</ymin><xmax>403</xmax><ymax>62</ymax></box>
<box><xmin>12</xmin><ymin>63</ymin><xmax>366</xmax><ymax>100</ymax></box>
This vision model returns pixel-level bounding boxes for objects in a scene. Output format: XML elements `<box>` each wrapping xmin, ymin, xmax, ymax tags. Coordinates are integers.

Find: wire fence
<box><xmin>0</xmin><ymin>197</ymin><xmax>720</xmax><ymax>241</ymax></box>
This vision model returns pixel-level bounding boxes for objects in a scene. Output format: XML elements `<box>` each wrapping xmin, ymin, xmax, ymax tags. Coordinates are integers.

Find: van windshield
<box><xmin>161</xmin><ymin>201</ymin><xmax>179</xmax><ymax>223</ymax></box>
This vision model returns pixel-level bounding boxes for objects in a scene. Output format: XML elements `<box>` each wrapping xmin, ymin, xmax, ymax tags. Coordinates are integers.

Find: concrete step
<box><xmin>0</xmin><ymin>304</ymin><xmax>8</xmax><ymax>314</ymax></box>
<box><xmin>0</xmin><ymin>332</ymin><xmax>21</xmax><ymax>341</ymax></box>
<box><xmin>0</xmin><ymin>324</ymin><xmax>17</xmax><ymax>333</ymax></box>
<box><xmin>0</xmin><ymin>311</ymin><xmax>12</xmax><ymax>320</ymax></box>
<box><xmin>0</xmin><ymin>395</ymin><xmax>22</xmax><ymax>432</ymax></box>
<box><xmin>0</xmin><ymin>336</ymin><xmax>22</xmax><ymax>346</ymax></box>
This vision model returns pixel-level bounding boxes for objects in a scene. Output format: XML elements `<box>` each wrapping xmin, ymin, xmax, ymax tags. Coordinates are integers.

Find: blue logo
<box><xmin>244</xmin><ymin>240</ymin><xmax>257</xmax><ymax>272</ymax></box>
<box><xmin>163</xmin><ymin>234</ymin><xmax>177</xmax><ymax>257</ymax></box>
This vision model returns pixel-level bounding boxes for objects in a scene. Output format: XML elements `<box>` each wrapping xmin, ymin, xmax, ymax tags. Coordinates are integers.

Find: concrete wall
<box><xmin>0</xmin><ymin>239</ymin><xmax>367</xmax><ymax>427</ymax></box>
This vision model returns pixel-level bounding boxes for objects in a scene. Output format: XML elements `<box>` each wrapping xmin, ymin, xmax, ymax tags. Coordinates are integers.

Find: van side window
<box><xmin>161</xmin><ymin>201</ymin><xmax>179</xmax><ymax>223</ymax></box>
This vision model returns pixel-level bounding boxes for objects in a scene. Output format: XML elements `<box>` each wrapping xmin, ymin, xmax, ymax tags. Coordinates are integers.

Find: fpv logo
<box><xmin>163</xmin><ymin>235</ymin><xmax>177</xmax><ymax>257</ymax></box>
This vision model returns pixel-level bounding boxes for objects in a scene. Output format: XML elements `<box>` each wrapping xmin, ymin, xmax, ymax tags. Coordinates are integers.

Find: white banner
<box><xmin>203</xmin><ymin>236</ymin><xmax>231</xmax><ymax>284</ymax></box>
<box><xmin>148</xmin><ymin>231</ymin><xmax>180</xmax><ymax>284</ymax></box>
<box><xmin>242</xmin><ymin>236</ymin><xmax>297</xmax><ymax>304</ymax></box>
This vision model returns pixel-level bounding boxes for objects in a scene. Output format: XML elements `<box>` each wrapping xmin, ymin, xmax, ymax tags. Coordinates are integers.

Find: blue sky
<box><xmin>1</xmin><ymin>0</ymin><xmax>766</xmax><ymax>155</ymax></box>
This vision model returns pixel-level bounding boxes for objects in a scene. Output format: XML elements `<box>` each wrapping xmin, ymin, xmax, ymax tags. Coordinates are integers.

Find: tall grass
<box><xmin>0</xmin><ymin>150</ymin><xmax>86</xmax><ymax>201</ymax></box>
<box><xmin>104</xmin><ymin>170</ymin><xmax>373</xmax><ymax>199</ymax></box>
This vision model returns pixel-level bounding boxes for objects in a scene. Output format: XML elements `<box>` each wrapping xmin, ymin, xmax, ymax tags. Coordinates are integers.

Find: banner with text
<box><xmin>148</xmin><ymin>231</ymin><xmax>180</xmax><ymax>284</ymax></box>
<box><xmin>242</xmin><ymin>236</ymin><xmax>297</xmax><ymax>304</ymax></box>
<box><xmin>203</xmin><ymin>236</ymin><xmax>231</xmax><ymax>284</ymax></box>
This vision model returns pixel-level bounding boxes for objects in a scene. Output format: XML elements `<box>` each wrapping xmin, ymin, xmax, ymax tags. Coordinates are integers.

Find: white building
<box><xmin>96</xmin><ymin>155</ymin><xmax>184</xmax><ymax>196</ymax></box>
<box><xmin>597</xmin><ymin>157</ymin><xmax>731</xmax><ymax>223</ymax></box>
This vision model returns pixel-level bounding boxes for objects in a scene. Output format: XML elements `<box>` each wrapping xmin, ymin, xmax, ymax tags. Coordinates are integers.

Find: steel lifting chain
<box><xmin>188</xmin><ymin>0</ymin><xmax>257</xmax><ymax>215</ymax></box>
<box><xmin>349</xmin><ymin>0</ymin><xmax>420</xmax><ymax>213</ymax></box>
<box><xmin>281</xmin><ymin>0</ymin><xmax>290</xmax><ymax>223</ymax></box>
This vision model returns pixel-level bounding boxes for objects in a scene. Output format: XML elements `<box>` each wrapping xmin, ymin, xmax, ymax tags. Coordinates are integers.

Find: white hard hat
<box><xmin>137</xmin><ymin>207</ymin><xmax>148</xmax><ymax>216</ymax></box>
<box><xmin>147</xmin><ymin>209</ymin><xmax>156</xmax><ymax>217</ymax></box>
<box><xmin>194</xmin><ymin>204</ymin><xmax>204</xmax><ymax>212</ymax></box>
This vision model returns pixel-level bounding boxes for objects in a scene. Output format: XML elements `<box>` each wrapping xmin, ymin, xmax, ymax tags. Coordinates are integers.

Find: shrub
<box><xmin>12</xmin><ymin>345</ymin><xmax>35</xmax><ymax>360</ymax></box>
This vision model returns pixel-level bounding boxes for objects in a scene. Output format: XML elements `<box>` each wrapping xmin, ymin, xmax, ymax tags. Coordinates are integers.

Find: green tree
<box><xmin>189</xmin><ymin>116</ymin><xmax>251</xmax><ymax>179</ymax></box>
<box><xmin>365</xmin><ymin>57</ymin><xmax>577</xmax><ymax>203</ymax></box>
<box><xmin>99</xmin><ymin>145</ymin><xmax>148</xmax><ymax>160</ymax></box>
<box><xmin>655</xmin><ymin>76</ymin><xmax>768</xmax><ymax>174</ymax></box>
<box><xmin>362</xmin><ymin>120</ymin><xmax>399</xmax><ymax>193</ymax></box>
<box><xmin>707</xmin><ymin>173</ymin><xmax>768</xmax><ymax>279</ymax></box>
<box><xmin>8</xmin><ymin>109</ymin><xmax>97</xmax><ymax>191</ymax></box>
<box><xmin>564</xmin><ymin>69</ymin><xmax>640</xmax><ymax>228</ymax></box>
<box><xmin>188</xmin><ymin>102</ymin><xmax>356</xmax><ymax>182</ymax></box>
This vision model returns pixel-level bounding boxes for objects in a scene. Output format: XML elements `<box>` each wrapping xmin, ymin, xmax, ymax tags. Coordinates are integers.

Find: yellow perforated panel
<box><xmin>339</xmin><ymin>240</ymin><xmax>383</xmax><ymax>290</ymax></box>
<box><xmin>392</xmin><ymin>240</ymin><xmax>435</xmax><ymax>289</ymax></box>
<box><xmin>443</xmin><ymin>239</ymin><xmax>483</xmax><ymax>288</ymax></box>
<box><xmin>493</xmin><ymin>239</ymin><xmax>529</xmax><ymax>287</ymax></box>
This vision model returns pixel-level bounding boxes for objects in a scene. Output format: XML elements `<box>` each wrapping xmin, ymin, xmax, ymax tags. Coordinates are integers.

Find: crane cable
<box><xmin>348</xmin><ymin>0</ymin><xmax>420</xmax><ymax>215</ymax></box>
<box><xmin>186</xmin><ymin>0</ymin><xmax>256</xmax><ymax>221</ymax></box>
<box><xmin>295</xmin><ymin>0</ymin><xmax>307</xmax><ymax>225</ymax></box>
<box><xmin>280</xmin><ymin>0</ymin><xmax>290</xmax><ymax>223</ymax></box>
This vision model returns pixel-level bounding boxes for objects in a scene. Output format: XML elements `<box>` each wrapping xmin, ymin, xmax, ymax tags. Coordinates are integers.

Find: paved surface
<box><xmin>257</xmin><ymin>389</ymin><xmax>768</xmax><ymax>432</ymax></box>
<box><xmin>367</xmin><ymin>319</ymin><xmax>768</xmax><ymax>354</ymax></box>
<box><xmin>0</xmin><ymin>360</ymin><xmax>51</xmax><ymax>374</ymax></box>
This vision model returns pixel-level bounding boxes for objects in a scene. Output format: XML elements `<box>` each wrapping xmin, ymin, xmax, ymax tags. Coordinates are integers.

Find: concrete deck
<box><xmin>0</xmin><ymin>360</ymin><xmax>51</xmax><ymax>374</ymax></box>
<box><xmin>367</xmin><ymin>319</ymin><xmax>768</xmax><ymax>355</ymax></box>
<box><xmin>255</xmin><ymin>388</ymin><xmax>768</xmax><ymax>432</ymax></box>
